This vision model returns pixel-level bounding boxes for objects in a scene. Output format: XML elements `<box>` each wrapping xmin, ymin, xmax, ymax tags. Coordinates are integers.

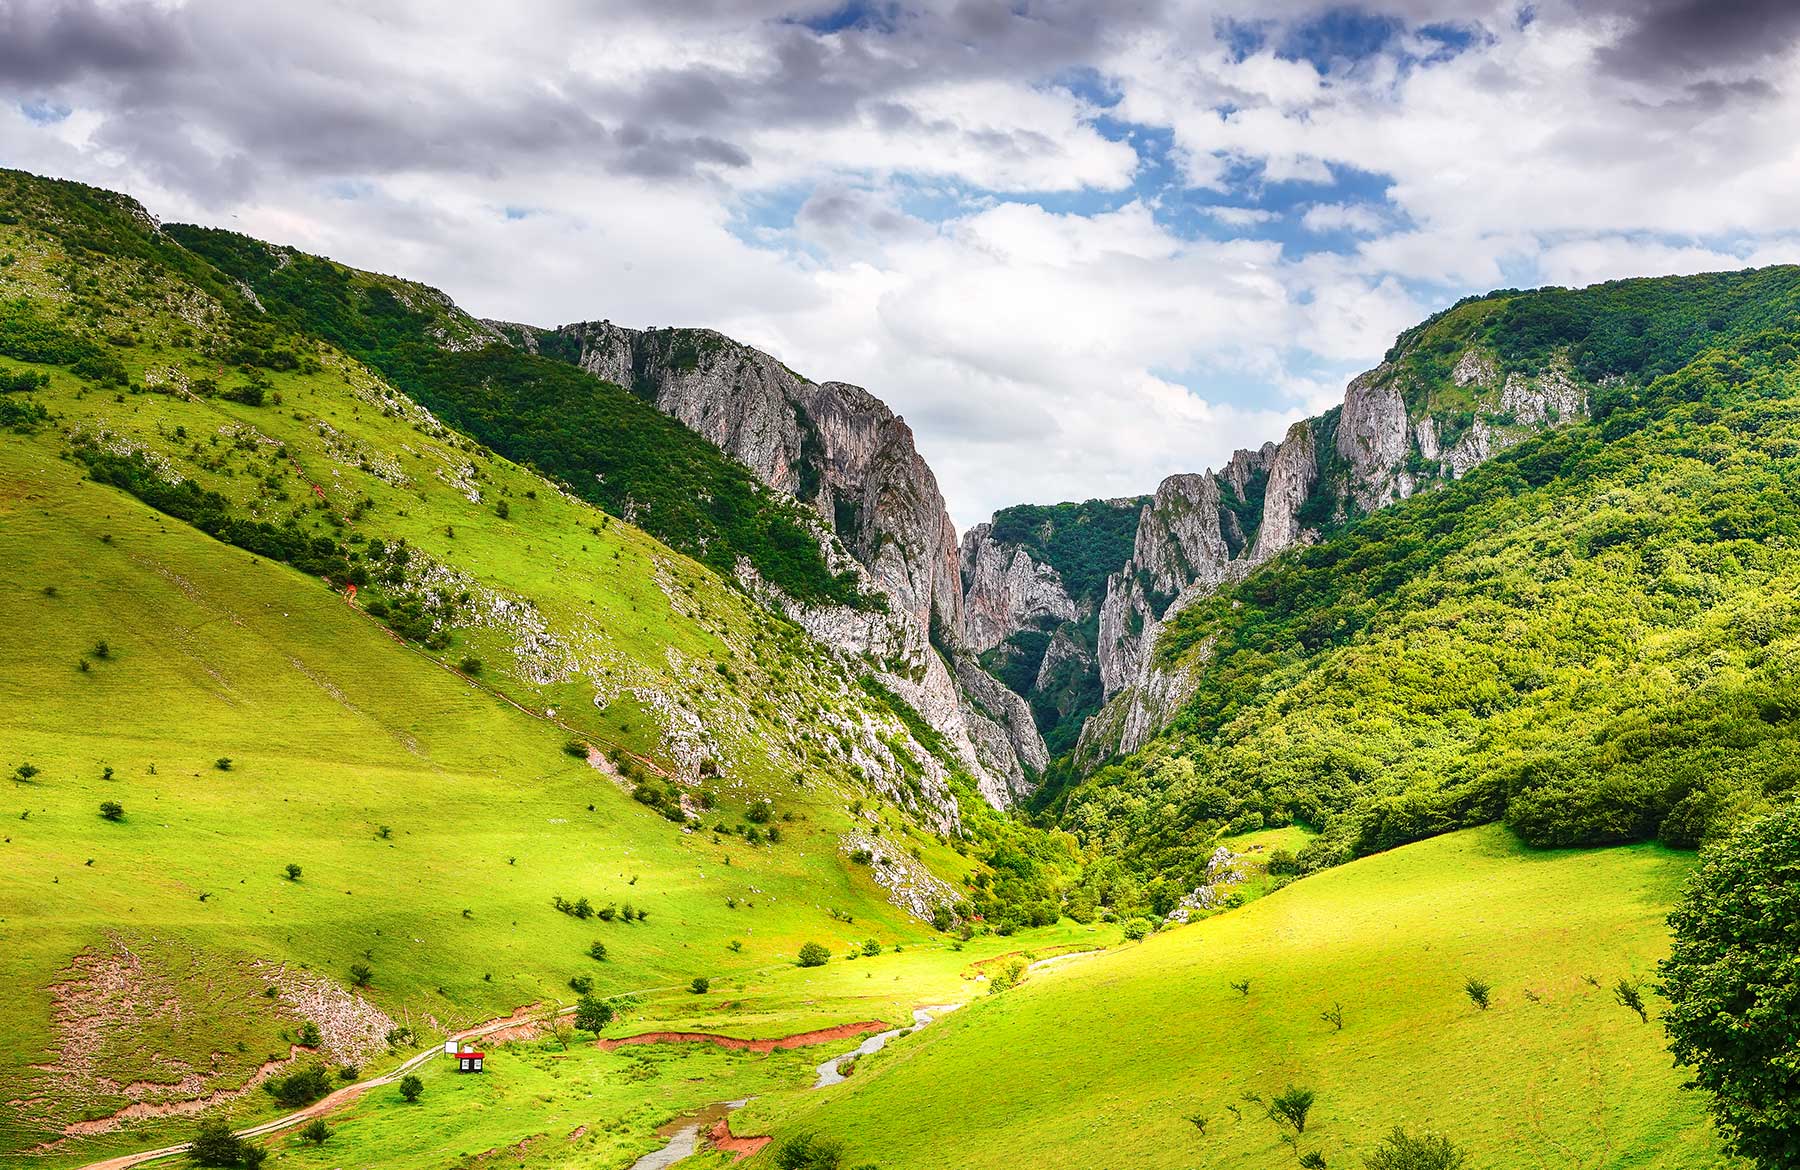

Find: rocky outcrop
<box><xmin>1069</xmin><ymin>344</ymin><xmax>1589</xmax><ymax>771</ymax></box>
<box><xmin>499</xmin><ymin>319</ymin><xmax>1044</xmax><ymax>806</ymax></box>
<box><xmin>959</xmin><ymin>524</ymin><xmax>1079</xmax><ymax>653</ymax></box>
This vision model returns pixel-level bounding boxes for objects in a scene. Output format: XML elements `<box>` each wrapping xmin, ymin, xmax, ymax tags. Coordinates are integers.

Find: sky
<box><xmin>4</xmin><ymin>0</ymin><xmax>1800</xmax><ymax>528</ymax></box>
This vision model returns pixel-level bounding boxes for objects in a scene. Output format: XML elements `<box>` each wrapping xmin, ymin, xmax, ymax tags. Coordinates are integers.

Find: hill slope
<box><xmin>737</xmin><ymin>827</ymin><xmax>1727</xmax><ymax>1169</ymax></box>
<box><xmin>0</xmin><ymin>170</ymin><xmax>1078</xmax><ymax>1164</ymax></box>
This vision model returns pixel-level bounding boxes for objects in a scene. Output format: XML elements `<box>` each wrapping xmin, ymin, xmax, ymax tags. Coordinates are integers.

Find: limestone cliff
<box><xmin>497</xmin><ymin>319</ymin><xmax>1045</xmax><ymax>805</ymax></box>
<box><xmin>1062</xmin><ymin>342</ymin><xmax>1591</xmax><ymax>771</ymax></box>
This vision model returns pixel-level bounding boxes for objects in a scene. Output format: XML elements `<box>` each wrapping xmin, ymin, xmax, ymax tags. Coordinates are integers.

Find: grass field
<box><xmin>0</xmin><ymin>428</ymin><xmax>1002</xmax><ymax>1165</ymax></box>
<box><xmin>728</xmin><ymin>827</ymin><xmax>1734</xmax><ymax>1169</ymax></box>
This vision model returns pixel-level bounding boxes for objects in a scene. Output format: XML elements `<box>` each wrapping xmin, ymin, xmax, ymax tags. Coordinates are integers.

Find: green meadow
<box><xmin>731</xmin><ymin>828</ymin><xmax>1733</xmax><ymax>1169</ymax></box>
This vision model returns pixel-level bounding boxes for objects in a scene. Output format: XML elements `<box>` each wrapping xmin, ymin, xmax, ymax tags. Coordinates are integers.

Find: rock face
<box><xmin>501</xmin><ymin>320</ymin><xmax>1044</xmax><ymax>806</ymax></box>
<box><xmin>1059</xmin><ymin>343</ymin><xmax>1591</xmax><ymax>771</ymax></box>
<box><xmin>958</xmin><ymin>523</ymin><xmax>1079</xmax><ymax>653</ymax></box>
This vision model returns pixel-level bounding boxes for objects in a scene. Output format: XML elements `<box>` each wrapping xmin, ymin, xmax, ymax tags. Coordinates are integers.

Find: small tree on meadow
<box><xmin>797</xmin><ymin>941</ymin><xmax>830</xmax><ymax>968</ymax></box>
<box><xmin>301</xmin><ymin>1119</ymin><xmax>330</xmax><ymax>1145</ymax></box>
<box><xmin>284</xmin><ymin>863</ymin><xmax>302</xmax><ymax>881</ymax></box>
<box><xmin>574</xmin><ymin>994</ymin><xmax>614</xmax><ymax>1036</ymax></box>
<box><xmin>1613</xmin><ymin>977</ymin><xmax>1648</xmax><ymax>1023</ymax></box>
<box><xmin>1463</xmin><ymin>976</ymin><xmax>1491</xmax><ymax>1011</ymax></box>
<box><xmin>349</xmin><ymin>962</ymin><xmax>373</xmax><ymax>988</ymax></box>
<box><xmin>1364</xmin><ymin>1126</ymin><xmax>1467</xmax><ymax>1169</ymax></box>
<box><xmin>99</xmin><ymin>800</ymin><xmax>124</xmax><ymax>821</ymax></box>
<box><xmin>1269</xmin><ymin>1085</ymin><xmax>1316</xmax><ymax>1134</ymax></box>
<box><xmin>690</xmin><ymin>976</ymin><xmax>710</xmax><ymax>994</ymax></box>
<box><xmin>399</xmin><ymin>1073</ymin><xmax>423</xmax><ymax>1102</ymax></box>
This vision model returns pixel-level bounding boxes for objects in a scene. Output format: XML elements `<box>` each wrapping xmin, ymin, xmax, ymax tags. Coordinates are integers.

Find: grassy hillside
<box><xmin>1046</xmin><ymin>268</ymin><xmax>1800</xmax><ymax>908</ymax></box>
<box><xmin>0</xmin><ymin>170</ymin><xmax>1079</xmax><ymax>1164</ymax></box>
<box><xmin>735</xmin><ymin>827</ymin><xmax>1731</xmax><ymax>1169</ymax></box>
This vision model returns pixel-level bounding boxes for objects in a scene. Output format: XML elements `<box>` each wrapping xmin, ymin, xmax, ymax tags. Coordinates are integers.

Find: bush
<box><xmin>563</xmin><ymin>738</ymin><xmax>589</xmax><ymax>758</ymax></box>
<box><xmin>1613</xmin><ymin>977</ymin><xmax>1648</xmax><ymax>1022</ymax></box>
<box><xmin>98</xmin><ymin>800</ymin><xmax>123</xmax><ymax>821</ymax></box>
<box><xmin>690</xmin><ymin>976</ymin><xmax>710</xmax><ymax>994</ymax></box>
<box><xmin>797</xmin><ymin>941</ymin><xmax>830</xmax><ymax>968</ymax></box>
<box><xmin>1268</xmin><ymin>1084</ymin><xmax>1315</xmax><ymax>1134</ymax></box>
<box><xmin>1661</xmin><ymin>803</ymin><xmax>1800</xmax><ymax>1167</ymax></box>
<box><xmin>773</xmin><ymin>1132</ymin><xmax>845</xmax><ymax>1170</ymax></box>
<box><xmin>1364</xmin><ymin>1126</ymin><xmax>1468</xmax><ymax>1169</ymax></box>
<box><xmin>1266</xmin><ymin>848</ymin><xmax>1301</xmax><ymax>876</ymax></box>
<box><xmin>746</xmin><ymin>799</ymin><xmax>773</xmax><ymax>824</ymax></box>
<box><xmin>214</xmin><ymin>757</ymin><xmax>232</xmax><ymax>771</ymax></box>
<box><xmin>861</xmin><ymin>938</ymin><xmax>881</xmax><ymax>957</ymax></box>
<box><xmin>191</xmin><ymin>1119</ymin><xmax>252</xmax><ymax>1166</ymax></box>
<box><xmin>349</xmin><ymin>962</ymin><xmax>373</xmax><ymax>988</ymax></box>
<box><xmin>297</xmin><ymin>1021</ymin><xmax>321</xmax><ymax>1047</ymax></box>
<box><xmin>300</xmin><ymin>1119</ymin><xmax>330</xmax><ymax>1145</ymax></box>
<box><xmin>284</xmin><ymin>863</ymin><xmax>302</xmax><ymax>881</ymax></box>
<box><xmin>1122</xmin><ymin>917</ymin><xmax>1153</xmax><ymax>941</ymax></box>
<box><xmin>569</xmin><ymin>974</ymin><xmax>594</xmax><ymax>995</ymax></box>
<box><xmin>399</xmin><ymin>1073</ymin><xmax>423</xmax><ymax>1102</ymax></box>
<box><xmin>263</xmin><ymin>1062</ymin><xmax>331</xmax><ymax>1107</ymax></box>
<box><xmin>1463</xmin><ymin>976</ymin><xmax>1491</xmax><ymax>1011</ymax></box>
<box><xmin>587</xmin><ymin>940</ymin><xmax>608</xmax><ymax>962</ymax></box>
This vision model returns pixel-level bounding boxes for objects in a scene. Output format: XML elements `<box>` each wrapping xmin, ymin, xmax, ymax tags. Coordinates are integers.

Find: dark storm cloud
<box><xmin>0</xmin><ymin>0</ymin><xmax>191</xmax><ymax>86</ymax></box>
<box><xmin>1593</xmin><ymin>0</ymin><xmax>1800</xmax><ymax>82</ymax></box>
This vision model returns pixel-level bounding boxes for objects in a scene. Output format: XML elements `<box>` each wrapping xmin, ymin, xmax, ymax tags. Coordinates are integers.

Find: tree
<box><xmin>190</xmin><ymin>1119</ymin><xmax>246</xmax><ymax>1166</ymax></box>
<box><xmin>99</xmin><ymin>800</ymin><xmax>123</xmax><ymax>821</ymax></box>
<box><xmin>1613</xmin><ymin>977</ymin><xmax>1648</xmax><ymax>1023</ymax></box>
<box><xmin>12</xmin><ymin>762</ymin><xmax>38</xmax><ymax>784</ymax></box>
<box><xmin>215</xmin><ymin>757</ymin><xmax>233</xmax><ymax>771</ymax></box>
<box><xmin>574</xmin><ymin>994</ymin><xmax>614</xmax><ymax>1036</ymax></box>
<box><xmin>861</xmin><ymin>938</ymin><xmax>881</xmax><ymax>956</ymax></box>
<box><xmin>690</xmin><ymin>976</ymin><xmax>710</xmax><ymax>994</ymax></box>
<box><xmin>1462</xmin><ymin>976</ymin><xmax>1491</xmax><ymax>1011</ymax></box>
<box><xmin>349</xmin><ymin>962</ymin><xmax>373</xmax><ymax>987</ymax></box>
<box><xmin>284</xmin><ymin>863</ymin><xmax>302</xmax><ymax>881</ymax></box>
<box><xmin>399</xmin><ymin>1073</ymin><xmax>423</xmax><ymax>1102</ymax></box>
<box><xmin>1660</xmin><ymin>803</ymin><xmax>1800</xmax><ymax>1167</ymax></box>
<box><xmin>300</xmin><ymin>1119</ymin><xmax>330</xmax><ymax>1145</ymax></box>
<box><xmin>1364</xmin><ymin>1126</ymin><xmax>1467</xmax><ymax>1170</ymax></box>
<box><xmin>587</xmin><ymin>940</ymin><xmax>608</xmax><ymax>962</ymax></box>
<box><xmin>1269</xmin><ymin>1085</ymin><xmax>1315</xmax><ymax>1134</ymax></box>
<box><xmin>797</xmin><ymin>941</ymin><xmax>830</xmax><ymax>968</ymax></box>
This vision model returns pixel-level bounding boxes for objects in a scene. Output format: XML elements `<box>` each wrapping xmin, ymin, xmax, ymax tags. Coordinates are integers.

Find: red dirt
<box><xmin>595</xmin><ymin>1020</ymin><xmax>888</xmax><ymax>1054</ymax></box>
<box><xmin>707</xmin><ymin>1115</ymin><xmax>771</xmax><ymax>1160</ymax></box>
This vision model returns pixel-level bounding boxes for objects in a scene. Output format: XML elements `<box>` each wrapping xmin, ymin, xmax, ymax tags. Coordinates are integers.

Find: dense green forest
<box><xmin>162</xmin><ymin>224</ymin><xmax>870</xmax><ymax>609</ymax></box>
<box><xmin>1042</xmin><ymin>270</ymin><xmax>1800</xmax><ymax>913</ymax></box>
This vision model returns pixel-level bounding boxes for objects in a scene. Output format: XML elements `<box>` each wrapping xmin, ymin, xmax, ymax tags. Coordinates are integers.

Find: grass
<box><xmin>733</xmin><ymin>827</ymin><xmax>1735</xmax><ymax>1169</ymax></box>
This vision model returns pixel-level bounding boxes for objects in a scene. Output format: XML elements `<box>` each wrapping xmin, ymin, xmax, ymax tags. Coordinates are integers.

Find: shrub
<box><xmin>190</xmin><ymin>1119</ymin><xmax>249</xmax><ymax>1166</ymax></box>
<box><xmin>773</xmin><ymin>1132</ymin><xmax>845</xmax><ymax>1170</ymax></box>
<box><xmin>98</xmin><ymin>800</ymin><xmax>123</xmax><ymax>821</ymax></box>
<box><xmin>746</xmin><ymin>799</ymin><xmax>773</xmax><ymax>824</ymax></box>
<box><xmin>215</xmin><ymin>757</ymin><xmax>233</xmax><ymax>771</ymax></box>
<box><xmin>1321</xmin><ymin>1001</ymin><xmax>1344</xmax><ymax>1031</ymax></box>
<box><xmin>284</xmin><ymin>863</ymin><xmax>302</xmax><ymax>881</ymax></box>
<box><xmin>797</xmin><ymin>941</ymin><xmax>830</xmax><ymax>968</ymax></box>
<box><xmin>861</xmin><ymin>938</ymin><xmax>881</xmax><ymax>956</ymax></box>
<box><xmin>1230</xmin><ymin>978</ymin><xmax>1251</xmax><ymax>997</ymax></box>
<box><xmin>690</xmin><ymin>976</ymin><xmax>710</xmax><ymax>994</ymax></box>
<box><xmin>988</xmin><ymin>956</ymin><xmax>1029</xmax><ymax>994</ymax></box>
<box><xmin>1122</xmin><ymin>917</ymin><xmax>1153</xmax><ymax>941</ymax></box>
<box><xmin>1463</xmin><ymin>976</ymin><xmax>1491</xmax><ymax>1011</ymax></box>
<box><xmin>300</xmin><ymin>1119</ymin><xmax>330</xmax><ymax>1145</ymax></box>
<box><xmin>587</xmin><ymin>941</ymin><xmax>608</xmax><ymax>962</ymax></box>
<box><xmin>1661</xmin><ymin>803</ymin><xmax>1800</xmax><ymax>1167</ymax></box>
<box><xmin>1613</xmin><ymin>977</ymin><xmax>1648</xmax><ymax>1023</ymax></box>
<box><xmin>297</xmin><ymin>1021</ymin><xmax>321</xmax><ymax>1047</ymax></box>
<box><xmin>263</xmin><ymin>1062</ymin><xmax>331</xmax><ymax>1107</ymax></box>
<box><xmin>1364</xmin><ymin>1126</ymin><xmax>1468</xmax><ymax>1169</ymax></box>
<box><xmin>569</xmin><ymin>974</ymin><xmax>593</xmax><ymax>995</ymax></box>
<box><xmin>399</xmin><ymin>1073</ymin><xmax>423</xmax><ymax>1102</ymax></box>
<box><xmin>1266</xmin><ymin>848</ymin><xmax>1302</xmax><ymax>875</ymax></box>
<box><xmin>92</xmin><ymin>639</ymin><xmax>110</xmax><ymax>659</ymax></box>
<box><xmin>563</xmin><ymin>738</ymin><xmax>589</xmax><ymax>758</ymax></box>
<box><xmin>848</xmin><ymin>847</ymin><xmax>873</xmax><ymax>864</ymax></box>
<box><xmin>338</xmin><ymin>1063</ymin><xmax>358</xmax><ymax>1081</ymax></box>
<box><xmin>459</xmin><ymin>656</ymin><xmax>483</xmax><ymax>675</ymax></box>
<box><xmin>1269</xmin><ymin>1084</ymin><xmax>1315</xmax><ymax>1133</ymax></box>
<box><xmin>349</xmin><ymin>962</ymin><xmax>373</xmax><ymax>988</ymax></box>
<box><xmin>574</xmin><ymin>994</ymin><xmax>614</xmax><ymax>1035</ymax></box>
<box><xmin>13</xmin><ymin>762</ymin><xmax>39</xmax><ymax>783</ymax></box>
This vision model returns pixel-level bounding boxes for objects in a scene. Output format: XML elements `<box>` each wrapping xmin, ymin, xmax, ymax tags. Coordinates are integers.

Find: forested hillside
<box><xmin>1045</xmin><ymin>268</ymin><xmax>1800</xmax><ymax>913</ymax></box>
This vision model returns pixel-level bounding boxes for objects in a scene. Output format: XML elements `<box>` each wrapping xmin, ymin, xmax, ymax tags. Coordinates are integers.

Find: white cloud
<box><xmin>1301</xmin><ymin>202</ymin><xmax>1385</xmax><ymax>234</ymax></box>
